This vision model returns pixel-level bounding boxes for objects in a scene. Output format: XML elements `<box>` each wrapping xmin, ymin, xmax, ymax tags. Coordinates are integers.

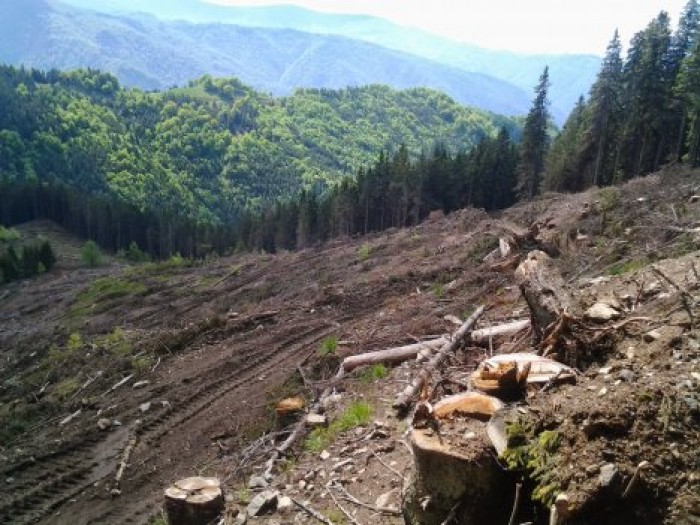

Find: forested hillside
<box><xmin>0</xmin><ymin>65</ymin><xmax>515</xmax><ymax>256</ymax></box>
<box><xmin>0</xmin><ymin>0</ymin><xmax>532</xmax><ymax>118</ymax></box>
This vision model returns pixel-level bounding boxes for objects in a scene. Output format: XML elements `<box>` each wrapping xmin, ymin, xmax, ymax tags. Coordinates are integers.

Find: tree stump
<box><xmin>514</xmin><ymin>250</ymin><xmax>581</xmax><ymax>344</ymax></box>
<box><xmin>403</xmin><ymin>428</ymin><xmax>510</xmax><ymax>525</ymax></box>
<box><xmin>164</xmin><ymin>477</ymin><xmax>224</xmax><ymax>525</ymax></box>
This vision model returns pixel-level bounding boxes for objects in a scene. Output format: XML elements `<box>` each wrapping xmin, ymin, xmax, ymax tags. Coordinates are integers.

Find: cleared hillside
<box><xmin>0</xmin><ymin>166</ymin><xmax>698</xmax><ymax>523</ymax></box>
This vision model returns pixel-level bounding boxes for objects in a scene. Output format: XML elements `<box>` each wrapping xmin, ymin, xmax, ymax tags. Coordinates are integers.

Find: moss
<box><xmin>501</xmin><ymin>419</ymin><xmax>561</xmax><ymax>508</ymax></box>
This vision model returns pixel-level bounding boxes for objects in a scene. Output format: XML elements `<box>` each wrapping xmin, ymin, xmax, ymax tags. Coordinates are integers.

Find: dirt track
<box><xmin>1</xmin><ymin>167</ymin><xmax>699</xmax><ymax>524</ymax></box>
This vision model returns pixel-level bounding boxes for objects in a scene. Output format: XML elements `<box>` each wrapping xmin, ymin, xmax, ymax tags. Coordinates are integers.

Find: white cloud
<box><xmin>204</xmin><ymin>0</ymin><xmax>689</xmax><ymax>55</ymax></box>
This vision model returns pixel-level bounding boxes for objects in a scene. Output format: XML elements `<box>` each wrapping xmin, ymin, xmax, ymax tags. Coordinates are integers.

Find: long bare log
<box><xmin>337</xmin><ymin>338</ymin><xmax>447</xmax><ymax>376</ymax></box>
<box><xmin>470</xmin><ymin>319</ymin><xmax>530</xmax><ymax>343</ymax></box>
<box><xmin>393</xmin><ymin>305</ymin><xmax>485</xmax><ymax>413</ymax></box>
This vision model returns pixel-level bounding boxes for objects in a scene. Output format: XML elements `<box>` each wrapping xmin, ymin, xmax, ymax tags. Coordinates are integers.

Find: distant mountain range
<box><xmin>0</xmin><ymin>0</ymin><xmax>602</xmax><ymax>122</ymax></box>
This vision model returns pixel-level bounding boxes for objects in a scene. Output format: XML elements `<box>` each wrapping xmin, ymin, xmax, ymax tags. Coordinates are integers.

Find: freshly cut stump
<box><xmin>164</xmin><ymin>477</ymin><xmax>224</xmax><ymax>525</ymax></box>
<box><xmin>403</xmin><ymin>428</ymin><xmax>510</xmax><ymax>525</ymax></box>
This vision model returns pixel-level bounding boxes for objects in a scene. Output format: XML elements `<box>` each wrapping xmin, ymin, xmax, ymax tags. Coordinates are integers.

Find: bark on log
<box><xmin>470</xmin><ymin>319</ymin><xmax>530</xmax><ymax>343</ymax></box>
<box><xmin>514</xmin><ymin>251</ymin><xmax>581</xmax><ymax>343</ymax></box>
<box><xmin>165</xmin><ymin>477</ymin><xmax>224</xmax><ymax>525</ymax></box>
<box><xmin>338</xmin><ymin>338</ymin><xmax>447</xmax><ymax>375</ymax></box>
<box><xmin>393</xmin><ymin>305</ymin><xmax>485</xmax><ymax>413</ymax></box>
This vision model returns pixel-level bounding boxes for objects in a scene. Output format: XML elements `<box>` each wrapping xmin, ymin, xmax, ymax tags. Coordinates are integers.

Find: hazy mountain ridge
<box><xmin>53</xmin><ymin>0</ymin><xmax>603</xmax><ymax>122</ymax></box>
<box><xmin>0</xmin><ymin>0</ymin><xmax>533</xmax><ymax>117</ymax></box>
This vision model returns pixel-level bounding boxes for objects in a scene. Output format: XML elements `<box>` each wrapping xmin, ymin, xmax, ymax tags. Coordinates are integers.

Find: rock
<box><xmin>132</xmin><ymin>380</ymin><xmax>150</xmax><ymax>389</ymax></box>
<box><xmin>643</xmin><ymin>329</ymin><xmax>661</xmax><ymax>343</ymax></box>
<box><xmin>598</xmin><ymin>387</ymin><xmax>608</xmax><ymax>397</ymax></box>
<box><xmin>585</xmin><ymin>303</ymin><xmax>621</xmax><ymax>322</ymax></box>
<box><xmin>319</xmin><ymin>450</ymin><xmax>330</xmax><ymax>461</ymax></box>
<box><xmin>599</xmin><ymin>463</ymin><xmax>618</xmax><ymax>488</ymax></box>
<box><xmin>248</xmin><ymin>475</ymin><xmax>268</xmax><ymax>490</ymax></box>
<box><xmin>321</xmin><ymin>393</ymin><xmax>341</xmax><ymax>411</ymax></box>
<box><xmin>375</xmin><ymin>489</ymin><xmax>395</xmax><ymax>508</ymax></box>
<box><xmin>585</xmin><ymin>465</ymin><xmax>599</xmax><ymax>475</ymax></box>
<box><xmin>246</xmin><ymin>490</ymin><xmax>277</xmax><ymax>517</ymax></box>
<box><xmin>139</xmin><ymin>402</ymin><xmax>152</xmax><ymax>413</ymax></box>
<box><xmin>304</xmin><ymin>414</ymin><xmax>327</xmax><ymax>427</ymax></box>
<box><xmin>463</xmin><ymin>431</ymin><xmax>477</xmax><ymax>440</ymax></box>
<box><xmin>97</xmin><ymin>418</ymin><xmax>112</xmax><ymax>431</ymax></box>
<box><xmin>276</xmin><ymin>495</ymin><xmax>293</xmax><ymax>514</ymax></box>
<box><xmin>233</xmin><ymin>511</ymin><xmax>248</xmax><ymax>525</ymax></box>
<box><xmin>618</xmin><ymin>369</ymin><xmax>635</xmax><ymax>383</ymax></box>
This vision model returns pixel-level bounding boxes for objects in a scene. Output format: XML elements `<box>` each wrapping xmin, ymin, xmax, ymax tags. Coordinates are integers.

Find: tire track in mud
<box><xmin>0</xmin><ymin>431</ymin><xmax>111</xmax><ymax>524</ymax></box>
<box><xmin>44</xmin><ymin>318</ymin><xmax>348</xmax><ymax>525</ymax></box>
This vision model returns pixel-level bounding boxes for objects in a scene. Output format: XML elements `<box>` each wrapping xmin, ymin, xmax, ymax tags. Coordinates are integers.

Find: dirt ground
<box><xmin>0</xmin><ymin>166</ymin><xmax>698</xmax><ymax>524</ymax></box>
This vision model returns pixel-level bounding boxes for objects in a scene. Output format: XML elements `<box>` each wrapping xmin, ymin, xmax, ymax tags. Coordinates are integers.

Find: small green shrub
<box><xmin>608</xmin><ymin>258</ymin><xmax>646</xmax><ymax>276</ymax></box>
<box><xmin>357</xmin><ymin>243</ymin><xmax>371</xmax><ymax>261</ymax></box>
<box><xmin>81</xmin><ymin>240</ymin><xmax>103</xmax><ymax>267</ymax></box>
<box><xmin>126</xmin><ymin>241</ymin><xmax>149</xmax><ymax>263</ymax></box>
<box><xmin>319</xmin><ymin>336</ymin><xmax>338</xmax><ymax>356</ymax></box>
<box><xmin>0</xmin><ymin>225</ymin><xmax>20</xmax><ymax>242</ymax></box>
<box><xmin>598</xmin><ymin>187</ymin><xmax>620</xmax><ymax>211</ymax></box>
<box><xmin>360</xmin><ymin>363</ymin><xmax>388</xmax><ymax>383</ymax></box>
<box><xmin>66</xmin><ymin>332</ymin><xmax>83</xmax><ymax>352</ymax></box>
<box><xmin>52</xmin><ymin>378</ymin><xmax>80</xmax><ymax>401</ymax></box>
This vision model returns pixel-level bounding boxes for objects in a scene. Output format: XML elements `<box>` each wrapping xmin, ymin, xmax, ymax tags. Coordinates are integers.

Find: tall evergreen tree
<box><xmin>542</xmin><ymin>96</ymin><xmax>588</xmax><ymax>192</ymax></box>
<box><xmin>619</xmin><ymin>12</ymin><xmax>674</xmax><ymax>176</ymax></box>
<box><xmin>675</xmin><ymin>38</ymin><xmax>700</xmax><ymax>165</ymax></box>
<box><xmin>516</xmin><ymin>66</ymin><xmax>551</xmax><ymax>199</ymax></box>
<box><xmin>582</xmin><ymin>31</ymin><xmax>624</xmax><ymax>186</ymax></box>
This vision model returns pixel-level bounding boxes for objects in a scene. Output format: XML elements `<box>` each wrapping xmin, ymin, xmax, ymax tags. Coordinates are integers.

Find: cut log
<box><xmin>470</xmin><ymin>319</ymin><xmax>530</xmax><ymax>343</ymax></box>
<box><xmin>515</xmin><ymin>251</ymin><xmax>581</xmax><ymax>343</ymax></box>
<box><xmin>393</xmin><ymin>305</ymin><xmax>485</xmax><ymax>414</ymax></box>
<box><xmin>337</xmin><ymin>338</ymin><xmax>447</xmax><ymax>375</ymax></box>
<box><xmin>164</xmin><ymin>477</ymin><xmax>224</xmax><ymax>525</ymax></box>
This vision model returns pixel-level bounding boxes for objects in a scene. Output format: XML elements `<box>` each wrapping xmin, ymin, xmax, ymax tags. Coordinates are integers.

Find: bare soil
<box><xmin>0</xmin><ymin>166</ymin><xmax>698</xmax><ymax>524</ymax></box>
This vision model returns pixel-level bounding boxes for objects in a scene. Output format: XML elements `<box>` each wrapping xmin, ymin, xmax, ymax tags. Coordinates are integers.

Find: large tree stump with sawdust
<box><xmin>164</xmin><ymin>477</ymin><xmax>224</xmax><ymax>525</ymax></box>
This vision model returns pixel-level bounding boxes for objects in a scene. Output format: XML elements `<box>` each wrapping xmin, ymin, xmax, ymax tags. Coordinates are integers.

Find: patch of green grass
<box><xmin>99</xmin><ymin>327</ymin><xmax>133</xmax><ymax>356</ymax></box>
<box><xmin>326</xmin><ymin>509</ymin><xmax>347</xmax><ymax>524</ymax></box>
<box><xmin>608</xmin><ymin>259</ymin><xmax>646</xmax><ymax>276</ymax></box>
<box><xmin>0</xmin><ymin>225</ymin><xmax>20</xmax><ymax>242</ymax></box>
<box><xmin>360</xmin><ymin>363</ymin><xmax>388</xmax><ymax>383</ymax></box>
<box><xmin>357</xmin><ymin>243</ymin><xmax>371</xmax><ymax>262</ymax></box>
<box><xmin>431</xmin><ymin>282</ymin><xmax>445</xmax><ymax>298</ymax></box>
<box><xmin>305</xmin><ymin>400</ymin><xmax>373</xmax><ymax>451</ymax></box>
<box><xmin>51</xmin><ymin>378</ymin><xmax>80</xmax><ymax>401</ymax></box>
<box><xmin>131</xmin><ymin>355</ymin><xmax>154</xmax><ymax>371</ymax></box>
<box><xmin>319</xmin><ymin>336</ymin><xmax>339</xmax><ymax>356</ymax></box>
<box><xmin>71</xmin><ymin>277</ymin><xmax>147</xmax><ymax>318</ymax></box>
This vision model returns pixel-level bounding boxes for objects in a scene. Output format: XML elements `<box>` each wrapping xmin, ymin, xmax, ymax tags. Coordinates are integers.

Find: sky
<box><xmin>205</xmin><ymin>0</ymin><xmax>689</xmax><ymax>55</ymax></box>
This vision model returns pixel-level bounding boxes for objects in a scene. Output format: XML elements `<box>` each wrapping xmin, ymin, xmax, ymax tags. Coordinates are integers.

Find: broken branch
<box><xmin>393</xmin><ymin>305</ymin><xmax>485</xmax><ymax>413</ymax></box>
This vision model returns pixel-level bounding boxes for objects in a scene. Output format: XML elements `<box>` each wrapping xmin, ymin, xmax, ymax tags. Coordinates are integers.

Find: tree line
<box><xmin>537</xmin><ymin>1</ymin><xmax>700</xmax><ymax>193</ymax></box>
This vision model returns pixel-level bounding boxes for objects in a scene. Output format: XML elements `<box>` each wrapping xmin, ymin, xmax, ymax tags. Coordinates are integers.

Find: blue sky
<box><xmin>205</xmin><ymin>0</ymin><xmax>689</xmax><ymax>55</ymax></box>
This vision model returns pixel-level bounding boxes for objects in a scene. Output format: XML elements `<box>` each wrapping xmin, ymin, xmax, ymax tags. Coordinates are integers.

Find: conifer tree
<box><xmin>516</xmin><ymin>67</ymin><xmax>551</xmax><ymax>200</ymax></box>
<box><xmin>675</xmin><ymin>38</ymin><xmax>700</xmax><ymax>165</ymax></box>
<box><xmin>542</xmin><ymin>96</ymin><xmax>588</xmax><ymax>192</ymax></box>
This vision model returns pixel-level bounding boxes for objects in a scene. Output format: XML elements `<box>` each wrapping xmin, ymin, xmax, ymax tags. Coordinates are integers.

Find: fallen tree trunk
<box><xmin>514</xmin><ymin>251</ymin><xmax>580</xmax><ymax>344</ymax></box>
<box><xmin>337</xmin><ymin>338</ymin><xmax>448</xmax><ymax>375</ymax></box>
<box><xmin>393</xmin><ymin>305</ymin><xmax>485</xmax><ymax>414</ymax></box>
<box><xmin>470</xmin><ymin>319</ymin><xmax>530</xmax><ymax>343</ymax></box>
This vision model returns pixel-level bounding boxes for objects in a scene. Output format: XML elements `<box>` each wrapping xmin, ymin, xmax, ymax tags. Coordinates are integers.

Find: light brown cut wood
<box><xmin>470</xmin><ymin>319</ymin><xmax>530</xmax><ymax>343</ymax></box>
<box><xmin>164</xmin><ymin>476</ymin><xmax>224</xmax><ymax>525</ymax></box>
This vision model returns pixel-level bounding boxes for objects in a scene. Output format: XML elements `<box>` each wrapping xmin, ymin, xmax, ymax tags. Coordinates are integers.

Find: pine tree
<box><xmin>676</xmin><ymin>38</ymin><xmax>700</xmax><ymax>165</ymax></box>
<box><xmin>542</xmin><ymin>96</ymin><xmax>588</xmax><ymax>192</ymax></box>
<box><xmin>582</xmin><ymin>31</ymin><xmax>624</xmax><ymax>186</ymax></box>
<box><xmin>516</xmin><ymin>67</ymin><xmax>551</xmax><ymax>200</ymax></box>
